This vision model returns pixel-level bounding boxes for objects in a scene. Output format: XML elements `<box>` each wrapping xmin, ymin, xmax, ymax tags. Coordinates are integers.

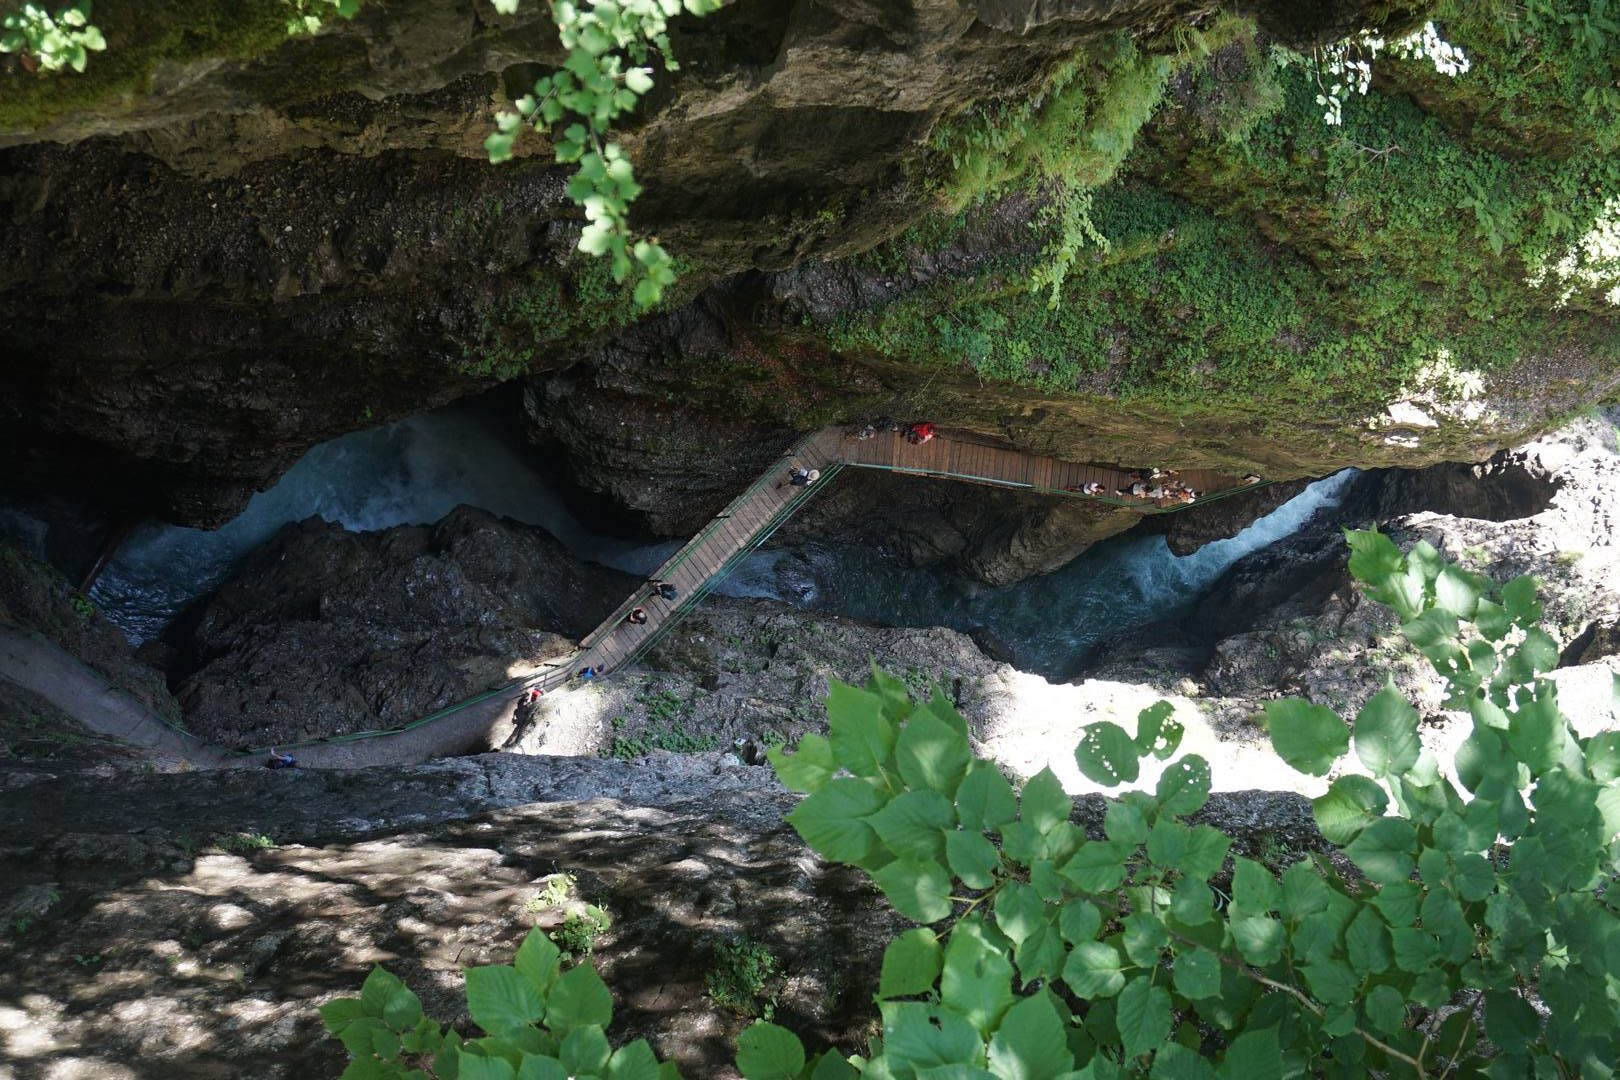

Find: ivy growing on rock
<box><xmin>0</xmin><ymin>1</ymin><xmax>102</xmax><ymax>72</ymax></box>
<box><xmin>484</xmin><ymin>0</ymin><xmax>719</xmax><ymax>308</ymax></box>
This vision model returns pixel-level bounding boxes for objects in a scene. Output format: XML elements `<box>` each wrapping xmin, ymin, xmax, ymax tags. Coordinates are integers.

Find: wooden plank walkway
<box><xmin>530</xmin><ymin>425</ymin><xmax>1255</xmax><ymax>693</ymax></box>
<box><xmin>527</xmin><ymin>428</ymin><xmax>848</xmax><ymax>691</ymax></box>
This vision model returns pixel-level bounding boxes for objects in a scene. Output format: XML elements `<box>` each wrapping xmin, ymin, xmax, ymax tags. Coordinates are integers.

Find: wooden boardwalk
<box><xmin>525</xmin><ymin>425</ymin><xmax>1255</xmax><ymax>694</ymax></box>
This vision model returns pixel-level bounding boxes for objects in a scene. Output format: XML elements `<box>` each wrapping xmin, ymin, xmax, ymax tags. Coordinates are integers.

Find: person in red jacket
<box><xmin>906</xmin><ymin>421</ymin><xmax>936</xmax><ymax>445</ymax></box>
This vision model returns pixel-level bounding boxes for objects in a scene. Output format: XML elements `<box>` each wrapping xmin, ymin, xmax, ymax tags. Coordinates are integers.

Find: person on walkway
<box><xmin>626</xmin><ymin>607</ymin><xmax>649</xmax><ymax>625</ymax></box>
<box><xmin>649</xmin><ymin>580</ymin><xmax>678</xmax><ymax>601</ymax></box>
<box><xmin>905</xmin><ymin>421</ymin><xmax>936</xmax><ymax>445</ymax></box>
<box><xmin>266</xmin><ymin>748</ymin><xmax>297</xmax><ymax>769</ymax></box>
<box><xmin>1242</xmin><ymin>474</ymin><xmax>1262</xmax><ymax>485</ymax></box>
<box><xmin>579</xmin><ymin>665</ymin><xmax>601</xmax><ymax>681</ymax></box>
<box><xmin>1083</xmin><ymin>481</ymin><xmax>1103</xmax><ymax>495</ymax></box>
<box><xmin>854</xmin><ymin>423</ymin><xmax>876</xmax><ymax>440</ymax></box>
<box><xmin>787</xmin><ymin>466</ymin><xmax>821</xmax><ymax>487</ymax></box>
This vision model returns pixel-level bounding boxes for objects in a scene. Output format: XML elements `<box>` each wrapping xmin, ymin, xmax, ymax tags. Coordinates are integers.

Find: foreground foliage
<box><xmin>761</xmin><ymin>529</ymin><xmax>1620</xmax><ymax>1076</ymax></box>
<box><xmin>329</xmin><ymin>530</ymin><xmax>1620</xmax><ymax>1077</ymax></box>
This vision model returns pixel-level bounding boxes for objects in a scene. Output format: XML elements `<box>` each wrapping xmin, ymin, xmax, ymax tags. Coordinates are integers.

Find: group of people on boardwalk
<box><xmin>851</xmin><ymin>417</ymin><xmax>936</xmax><ymax>445</ymax></box>
<box><xmin>622</xmin><ymin>579</ymin><xmax>679</xmax><ymax>628</ymax></box>
<box><xmin>1114</xmin><ymin>468</ymin><xmax>1203</xmax><ymax>505</ymax></box>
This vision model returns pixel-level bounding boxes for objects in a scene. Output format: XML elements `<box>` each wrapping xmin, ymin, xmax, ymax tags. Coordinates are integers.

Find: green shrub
<box><xmin>550</xmin><ymin>905</ymin><xmax>611</xmax><ymax>959</ymax></box>
<box><xmin>329</xmin><ymin>528</ymin><xmax>1620</xmax><ymax>1076</ymax></box>
<box><xmin>759</xmin><ymin>529</ymin><xmax>1620</xmax><ymax>1076</ymax></box>
<box><xmin>706</xmin><ymin>939</ymin><xmax>779</xmax><ymax>1017</ymax></box>
<box><xmin>1</xmin><ymin>1</ymin><xmax>103</xmax><ymax>72</ymax></box>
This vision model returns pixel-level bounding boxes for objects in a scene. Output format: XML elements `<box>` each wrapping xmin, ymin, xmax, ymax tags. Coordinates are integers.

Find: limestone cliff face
<box><xmin>0</xmin><ymin>0</ymin><xmax>1425</xmax><ymax>530</ymax></box>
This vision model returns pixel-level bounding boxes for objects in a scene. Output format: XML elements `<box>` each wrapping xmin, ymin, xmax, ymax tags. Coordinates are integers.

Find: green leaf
<box><xmin>623</xmin><ymin>66</ymin><xmax>654</xmax><ymax>95</ymax></box>
<box><xmin>1229</xmin><ymin>916</ymin><xmax>1284</xmax><ymax>965</ymax></box>
<box><xmin>1116</xmin><ymin>978</ymin><xmax>1171</xmax><ymax>1061</ymax></box>
<box><xmin>1019</xmin><ymin>768</ymin><xmax>1072</xmax><ymax>835</ymax></box>
<box><xmin>607</xmin><ymin>1039</ymin><xmax>662</xmax><ymax>1080</ymax></box>
<box><xmin>994</xmin><ymin>883</ymin><xmax>1046</xmax><ymax>947</ymax></box>
<box><xmin>736</xmin><ymin>1021</ymin><xmax>806</xmax><ymax>1079</ymax></box>
<box><xmin>883</xmin><ymin>1001</ymin><xmax>981</xmax><ymax>1071</ymax></box>
<box><xmin>1135</xmin><ymin>701</ymin><xmax>1183</xmax><ymax>759</ymax></box>
<box><xmin>562</xmin><ymin>1025</ymin><xmax>612</xmax><ymax>1074</ymax></box>
<box><xmin>1354</xmin><ymin>684</ymin><xmax>1421</xmax><ymax>778</ymax></box>
<box><xmin>1344</xmin><ymin>907</ymin><xmax>1392</xmax><ymax>976</ymax></box>
<box><xmin>361</xmin><ymin>966</ymin><xmax>406</xmax><ymax>1018</ymax></box>
<box><xmin>1485</xmin><ymin>990</ymin><xmax>1541</xmax><ymax>1053</ymax></box>
<box><xmin>545</xmin><ymin>963</ymin><xmax>613</xmax><ymax>1032</ymax></box>
<box><xmin>1344</xmin><ymin>529</ymin><xmax>1403</xmax><ymax>589</ymax></box>
<box><xmin>1104</xmin><ymin>800</ymin><xmax>1150</xmax><ymax>846</ymax></box>
<box><xmin>946</xmin><ymin>829</ymin><xmax>1000</xmax><ymax>889</ymax></box>
<box><xmin>1302</xmin><ymin>959</ymin><xmax>1357</xmax><ymax>1005</ymax></box>
<box><xmin>1170</xmin><ymin>876</ymin><xmax>1214</xmax><ymax>925</ymax></box>
<box><xmin>320</xmin><ymin>997</ymin><xmax>368</xmax><ymax>1032</ymax></box>
<box><xmin>1506</xmin><ymin>629</ymin><xmax>1559</xmax><ymax>685</ymax></box>
<box><xmin>1402</xmin><ymin>608</ymin><xmax>1460</xmax><ymax>649</ymax></box>
<box><xmin>1264</xmin><ymin>699</ymin><xmax>1349</xmax><ymax>776</ymax></box>
<box><xmin>955</xmin><ymin>763</ymin><xmax>1018</xmax><ymax>831</ymax></box>
<box><xmin>578</xmin><ymin>220</ymin><xmax>614</xmax><ymax>255</ymax></box>
<box><xmin>1585</xmin><ymin>732</ymin><xmax>1620</xmax><ymax>783</ymax></box>
<box><xmin>988</xmin><ymin>993</ymin><xmax>1073</xmax><ymax>1079</ymax></box>
<box><xmin>1173</xmin><ymin>947</ymin><xmax>1221</xmax><ymax>1000</ymax></box>
<box><xmin>1502</xmin><ymin>575</ymin><xmax>1541</xmax><ymax>628</ymax></box>
<box><xmin>1076</xmin><ymin>722</ymin><xmax>1141</xmax><ymax>786</ymax></box>
<box><xmin>788</xmin><ymin>779</ymin><xmax>886</xmax><ymax>863</ymax></box>
<box><xmin>941</xmin><ymin>918</ymin><xmax>1015</xmax><ymax>1035</ymax></box>
<box><xmin>382</xmin><ymin>981</ymin><xmax>424</xmax><ymax>1031</ymax></box>
<box><xmin>879</xmin><ymin>929</ymin><xmax>942</xmax><ymax>999</ymax></box>
<box><xmin>1312</xmin><ymin>774</ymin><xmax>1389</xmax><ymax>847</ymax></box>
<box><xmin>1220</xmin><ymin>1026</ymin><xmax>1281</xmax><ymax>1080</ymax></box>
<box><xmin>1155</xmin><ymin>755</ymin><xmax>1211</xmax><ymax>816</ymax></box>
<box><xmin>1058</xmin><ymin>899</ymin><xmax>1102</xmax><ymax>945</ymax></box>
<box><xmin>466</xmin><ymin>965</ymin><xmax>544</xmax><ymax>1037</ymax></box>
<box><xmin>1362</xmin><ymin>985</ymin><xmax>1406</xmax><ymax>1035</ymax></box>
<box><xmin>1506</xmin><ymin>683</ymin><xmax>1565</xmax><ymax>774</ymax></box>
<box><xmin>1061</xmin><ymin>840</ymin><xmax>1130</xmax><ymax>892</ymax></box>
<box><xmin>1343</xmin><ymin>816</ymin><xmax>1417</xmax><ymax>884</ymax></box>
<box><xmin>1153</xmin><ymin>1044</ymin><xmax>1217</xmax><ymax>1079</ymax></box>
<box><xmin>1435</xmin><ymin>565</ymin><xmax>1483</xmax><ymax>619</ymax></box>
<box><xmin>1474</xmin><ymin>597</ymin><xmax>1510</xmax><ymax>641</ymax></box>
<box><xmin>825</xmin><ymin>682</ymin><xmax>896</xmax><ymax>776</ymax></box>
<box><xmin>768</xmin><ymin>734</ymin><xmax>837</xmax><ymax>794</ymax></box>
<box><xmin>873</xmin><ymin>859</ymin><xmax>954</xmax><ymax>923</ymax></box>
<box><xmin>1278</xmin><ymin>861</ymin><xmax>1330</xmax><ymax>920</ymax></box>
<box><xmin>1063</xmin><ymin>940</ymin><xmax>1129</xmax><ymax>999</ymax></box>
<box><xmin>514</xmin><ymin>930</ymin><xmax>562</xmax><ymax>998</ymax></box>
<box><xmin>810</xmin><ymin>1053</ymin><xmax>859</xmax><ymax>1080</ymax></box>
<box><xmin>1181</xmin><ymin>825</ymin><xmax>1231</xmax><ymax>881</ymax></box>
<box><xmin>460</xmin><ymin>1057</ymin><xmax>518</xmax><ymax>1080</ymax></box>
<box><xmin>869</xmin><ymin>789</ymin><xmax>954</xmax><ymax>861</ymax></box>
<box><xmin>1223</xmin><ymin>862</ymin><xmax>1275</xmax><ymax>926</ymax></box>
<box><xmin>897</xmin><ymin>710</ymin><xmax>973</xmax><ymax>796</ymax></box>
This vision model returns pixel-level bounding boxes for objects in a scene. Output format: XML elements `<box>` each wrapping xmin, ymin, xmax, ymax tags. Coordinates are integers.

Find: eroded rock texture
<box><xmin>0</xmin><ymin>0</ymin><xmax>1430</xmax><ymax>528</ymax></box>
<box><xmin>175</xmin><ymin>506</ymin><xmax>620</xmax><ymax>748</ymax></box>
